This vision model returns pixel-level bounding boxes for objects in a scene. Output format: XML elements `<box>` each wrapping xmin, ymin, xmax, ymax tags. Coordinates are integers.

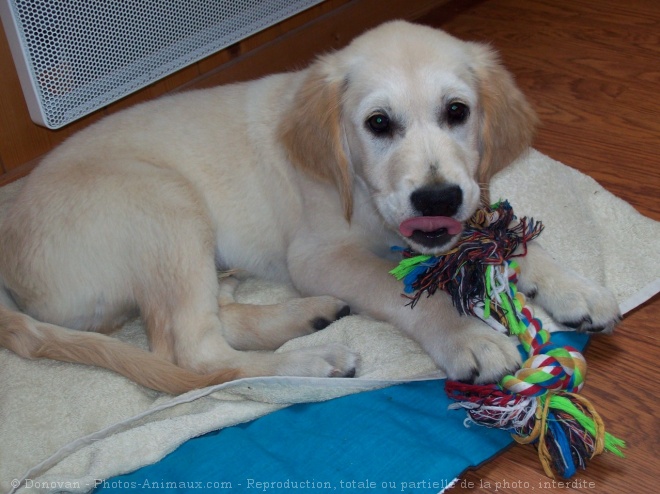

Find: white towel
<box><xmin>1</xmin><ymin>149</ymin><xmax>658</xmax><ymax>493</ymax></box>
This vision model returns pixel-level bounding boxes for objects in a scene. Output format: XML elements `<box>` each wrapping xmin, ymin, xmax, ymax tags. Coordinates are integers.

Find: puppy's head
<box><xmin>280</xmin><ymin>21</ymin><xmax>537</xmax><ymax>254</ymax></box>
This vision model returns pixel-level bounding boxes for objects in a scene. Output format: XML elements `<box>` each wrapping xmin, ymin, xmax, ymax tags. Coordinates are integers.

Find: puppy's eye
<box><xmin>446</xmin><ymin>102</ymin><xmax>469</xmax><ymax>126</ymax></box>
<box><xmin>366</xmin><ymin>113</ymin><xmax>391</xmax><ymax>134</ymax></box>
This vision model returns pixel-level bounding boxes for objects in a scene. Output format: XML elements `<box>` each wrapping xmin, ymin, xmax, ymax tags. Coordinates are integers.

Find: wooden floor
<box><xmin>415</xmin><ymin>1</ymin><xmax>659</xmax><ymax>492</ymax></box>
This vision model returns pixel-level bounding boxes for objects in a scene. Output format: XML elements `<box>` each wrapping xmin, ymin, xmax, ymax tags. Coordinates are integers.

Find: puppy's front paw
<box><xmin>527</xmin><ymin>273</ymin><xmax>621</xmax><ymax>334</ymax></box>
<box><xmin>517</xmin><ymin>243</ymin><xmax>621</xmax><ymax>334</ymax></box>
<box><xmin>434</xmin><ymin>325</ymin><xmax>521</xmax><ymax>384</ymax></box>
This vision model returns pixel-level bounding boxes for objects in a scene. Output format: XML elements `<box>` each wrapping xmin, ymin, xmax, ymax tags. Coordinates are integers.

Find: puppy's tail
<box><xmin>0</xmin><ymin>297</ymin><xmax>240</xmax><ymax>395</ymax></box>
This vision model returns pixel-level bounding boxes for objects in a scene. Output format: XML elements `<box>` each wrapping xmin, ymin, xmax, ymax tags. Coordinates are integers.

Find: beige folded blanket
<box><xmin>1</xmin><ymin>149</ymin><xmax>658</xmax><ymax>493</ymax></box>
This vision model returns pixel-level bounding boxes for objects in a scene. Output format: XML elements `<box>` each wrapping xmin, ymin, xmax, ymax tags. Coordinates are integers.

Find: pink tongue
<box><xmin>399</xmin><ymin>216</ymin><xmax>463</xmax><ymax>237</ymax></box>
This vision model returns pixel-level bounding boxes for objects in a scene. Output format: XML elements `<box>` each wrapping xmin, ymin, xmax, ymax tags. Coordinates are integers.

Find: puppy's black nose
<box><xmin>410</xmin><ymin>184</ymin><xmax>463</xmax><ymax>217</ymax></box>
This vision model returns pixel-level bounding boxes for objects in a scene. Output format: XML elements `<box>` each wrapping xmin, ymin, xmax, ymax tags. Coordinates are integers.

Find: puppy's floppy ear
<box><xmin>469</xmin><ymin>43</ymin><xmax>538</xmax><ymax>202</ymax></box>
<box><xmin>279</xmin><ymin>57</ymin><xmax>353</xmax><ymax>220</ymax></box>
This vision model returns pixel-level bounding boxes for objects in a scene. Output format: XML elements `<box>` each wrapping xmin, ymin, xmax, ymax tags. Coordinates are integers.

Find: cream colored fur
<box><xmin>0</xmin><ymin>22</ymin><xmax>619</xmax><ymax>394</ymax></box>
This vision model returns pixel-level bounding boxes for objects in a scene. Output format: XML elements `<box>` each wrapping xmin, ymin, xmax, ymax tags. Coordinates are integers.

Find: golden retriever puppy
<box><xmin>0</xmin><ymin>21</ymin><xmax>619</xmax><ymax>393</ymax></box>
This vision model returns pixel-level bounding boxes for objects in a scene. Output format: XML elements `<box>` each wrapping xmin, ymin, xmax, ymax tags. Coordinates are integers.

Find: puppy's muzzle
<box><xmin>399</xmin><ymin>184</ymin><xmax>464</xmax><ymax>249</ymax></box>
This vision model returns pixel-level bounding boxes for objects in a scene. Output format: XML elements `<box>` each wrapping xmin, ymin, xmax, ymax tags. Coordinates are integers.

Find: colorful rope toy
<box><xmin>390</xmin><ymin>200</ymin><xmax>624</xmax><ymax>479</ymax></box>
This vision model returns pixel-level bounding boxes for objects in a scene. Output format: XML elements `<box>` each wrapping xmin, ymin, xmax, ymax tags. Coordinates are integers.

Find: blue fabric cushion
<box><xmin>96</xmin><ymin>332</ymin><xmax>588</xmax><ymax>493</ymax></box>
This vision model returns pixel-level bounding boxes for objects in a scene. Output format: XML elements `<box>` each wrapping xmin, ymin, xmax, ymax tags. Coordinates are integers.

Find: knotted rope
<box><xmin>391</xmin><ymin>201</ymin><xmax>624</xmax><ymax>479</ymax></box>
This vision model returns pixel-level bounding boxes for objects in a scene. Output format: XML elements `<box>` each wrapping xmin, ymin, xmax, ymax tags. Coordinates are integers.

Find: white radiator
<box><xmin>0</xmin><ymin>0</ymin><xmax>323</xmax><ymax>129</ymax></box>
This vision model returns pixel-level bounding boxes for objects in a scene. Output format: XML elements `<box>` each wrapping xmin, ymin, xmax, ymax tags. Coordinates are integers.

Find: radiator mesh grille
<box><xmin>2</xmin><ymin>0</ymin><xmax>323</xmax><ymax>128</ymax></box>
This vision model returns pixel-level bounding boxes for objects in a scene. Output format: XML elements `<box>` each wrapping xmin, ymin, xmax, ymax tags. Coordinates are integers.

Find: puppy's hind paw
<box><xmin>277</xmin><ymin>343</ymin><xmax>360</xmax><ymax>378</ymax></box>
